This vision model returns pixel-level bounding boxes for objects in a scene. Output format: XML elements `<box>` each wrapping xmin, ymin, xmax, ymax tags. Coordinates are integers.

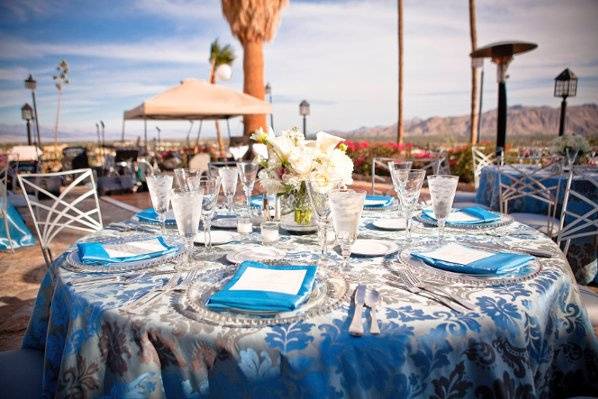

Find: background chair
<box><xmin>371</xmin><ymin>157</ymin><xmax>403</xmax><ymax>194</ymax></box>
<box><xmin>17</xmin><ymin>168</ymin><xmax>103</xmax><ymax>267</ymax></box>
<box><xmin>188</xmin><ymin>153</ymin><xmax>211</xmax><ymax>176</ymax></box>
<box><xmin>472</xmin><ymin>146</ymin><xmax>504</xmax><ymax>189</ymax></box>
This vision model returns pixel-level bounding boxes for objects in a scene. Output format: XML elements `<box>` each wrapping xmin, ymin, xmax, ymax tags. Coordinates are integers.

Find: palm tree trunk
<box><xmin>209</xmin><ymin>61</ymin><xmax>226</xmax><ymax>158</ymax></box>
<box><xmin>469</xmin><ymin>0</ymin><xmax>479</xmax><ymax>144</ymax></box>
<box><xmin>53</xmin><ymin>89</ymin><xmax>62</xmax><ymax>147</ymax></box>
<box><xmin>397</xmin><ymin>0</ymin><xmax>404</xmax><ymax>145</ymax></box>
<box><xmin>242</xmin><ymin>40</ymin><xmax>266</xmax><ymax>136</ymax></box>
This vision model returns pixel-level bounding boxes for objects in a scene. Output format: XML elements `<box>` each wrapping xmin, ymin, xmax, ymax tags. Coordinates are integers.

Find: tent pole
<box><xmin>186</xmin><ymin>121</ymin><xmax>194</xmax><ymax>148</ymax></box>
<box><xmin>226</xmin><ymin>118</ymin><xmax>232</xmax><ymax>141</ymax></box>
<box><xmin>121</xmin><ymin>119</ymin><xmax>125</xmax><ymax>142</ymax></box>
<box><xmin>144</xmin><ymin>119</ymin><xmax>147</xmax><ymax>153</ymax></box>
<box><xmin>196</xmin><ymin>120</ymin><xmax>203</xmax><ymax>148</ymax></box>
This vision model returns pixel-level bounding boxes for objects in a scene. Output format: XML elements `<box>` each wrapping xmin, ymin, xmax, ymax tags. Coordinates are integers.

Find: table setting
<box><xmin>21</xmin><ymin>130</ymin><xmax>598</xmax><ymax>398</ymax></box>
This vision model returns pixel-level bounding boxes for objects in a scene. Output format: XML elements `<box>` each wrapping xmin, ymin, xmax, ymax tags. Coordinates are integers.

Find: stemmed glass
<box><xmin>188</xmin><ymin>176</ymin><xmax>221</xmax><ymax>260</ymax></box>
<box><xmin>146</xmin><ymin>174</ymin><xmax>174</xmax><ymax>235</ymax></box>
<box><xmin>427</xmin><ymin>175</ymin><xmax>459</xmax><ymax>244</ymax></box>
<box><xmin>388</xmin><ymin>160</ymin><xmax>413</xmax><ymax>216</ymax></box>
<box><xmin>173</xmin><ymin>168</ymin><xmax>189</xmax><ymax>191</ymax></box>
<box><xmin>329</xmin><ymin>189</ymin><xmax>366</xmax><ymax>270</ymax></box>
<box><xmin>390</xmin><ymin>169</ymin><xmax>426</xmax><ymax>241</ymax></box>
<box><xmin>170</xmin><ymin>188</ymin><xmax>203</xmax><ymax>270</ymax></box>
<box><xmin>306</xmin><ymin>178</ymin><xmax>343</xmax><ymax>266</ymax></box>
<box><xmin>230</xmin><ymin>145</ymin><xmax>249</xmax><ymax>161</ymax></box>
<box><xmin>237</xmin><ymin>162</ymin><xmax>259</xmax><ymax>213</ymax></box>
<box><xmin>565</xmin><ymin>147</ymin><xmax>579</xmax><ymax>168</ymax></box>
<box><xmin>218</xmin><ymin>167</ymin><xmax>238</xmax><ymax>215</ymax></box>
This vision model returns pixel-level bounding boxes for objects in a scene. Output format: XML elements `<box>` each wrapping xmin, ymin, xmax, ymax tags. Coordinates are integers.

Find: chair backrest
<box><xmin>498</xmin><ymin>162</ymin><xmax>564</xmax><ymax>236</ymax></box>
<box><xmin>17</xmin><ymin>168</ymin><xmax>103</xmax><ymax>266</ymax></box>
<box><xmin>557</xmin><ymin>167</ymin><xmax>598</xmax><ymax>256</ymax></box>
<box><xmin>371</xmin><ymin>157</ymin><xmax>402</xmax><ymax>194</ymax></box>
<box><xmin>472</xmin><ymin>146</ymin><xmax>504</xmax><ymax>189</ymax></box>
<box><xmin>435</xmin><ymin>153</ymin><xmax>451</xmax><ymax>175</ymax></box>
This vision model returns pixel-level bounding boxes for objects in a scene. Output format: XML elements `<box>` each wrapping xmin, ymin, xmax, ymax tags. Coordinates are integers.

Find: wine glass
<box><xmin>146</xmin><ymin>174</ymin><xmax>174</xmax><ymax>235</ymax></box>
<box><xmin>329</xmin><ymin>189</ymin><xmax>366</xmax><ymax>271</ymax></box>
<box><xmin>390</xmin><ymin>169</ymin><xmax>426</xmax><ymax>241</ymax></box>
<box><xmin>229</xmin><ymin>145</ymin><xmax>249</xmax><ymax>161</ymax></box>
<box><xmin>170</xmin><ymin>188</ymin><xmax>203</xmax><ymax>270</ymax></box>
<box><xmin>388</xmin><ymin>160</ymin><xmax>413</xmax><ymax>216</ymax></box>
<box><xmin>188</xmin><ymin>176</ymin><xmax>221</xmax><ymax>260</ymax></box>
<box><xmin>306</xmin><ymin>178</ymin><xmax>343</xmax><ymax>266</ymax></box>
<box><xmin>565</xmin><ymin>147</ymin><xmax>579</xmax><ymax>168</ymax></box>
<box><xmin>427</xmin><ymin>175</ymin><xmax>459</xmax><ymax>244</ymax></box>
<box><xmin>237</xmin><ymin>162</ymin><xmax>259</xmax><ymax>213</ymax></box>
<box><xmin>218</xmin><ymin>167</ymin><xmax>238</xmax><ymax>215</ymax></box>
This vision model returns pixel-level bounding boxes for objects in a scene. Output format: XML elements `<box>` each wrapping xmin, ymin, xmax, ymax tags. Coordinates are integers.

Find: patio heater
<box><xmin>21</xmin><ymin>103</ymin><xmax>34</xmax><ymax>145</ymax></box>
<box><xmin>265</xmin><ymin>83</ymin><xmax>274</xmax><ymax>130</ymax></box>
<box><xmin>24</xmin><ymin>74</ymin><xmax>41</xmax><ymax>147</ymax></box>
<box><xmin>299</xmin><ymin>100</ymin><xmax>310</xmax><ymax>137</ymax></box>
<box><xmin>470</xmin><ymin>41</ymin><xmax>537</xmax><ymax>154</ymax></box>
<box><xmin>554</xmin><ymin>68</ymin><xmax>577</xmax><ymax>136</ymax></box>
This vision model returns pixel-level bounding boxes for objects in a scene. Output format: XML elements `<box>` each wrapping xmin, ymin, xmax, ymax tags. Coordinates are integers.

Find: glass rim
<box><xmin>427</xmin><ymin>174</ymin><xmax>459</xmax><ymax>179</ymax></box>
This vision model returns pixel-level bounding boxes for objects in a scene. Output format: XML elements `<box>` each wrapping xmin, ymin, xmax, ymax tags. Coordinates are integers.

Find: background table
<box><xmin>0</xmin><ymin>199</ymin><xmax>35</xmax><ymax>251</ymax></box>
<box><xmin>23</xmin><ymin>213</ymin><xmax>598</xmax><ymax>398</ymax></box>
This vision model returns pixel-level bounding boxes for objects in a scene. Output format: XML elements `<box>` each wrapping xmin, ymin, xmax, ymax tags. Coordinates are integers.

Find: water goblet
<box><xmin>237</xmin><ymin>162</ymin><xmax>259</xmax><ymax>214</ymax></box>
<box><xmin>306</xmin><ymin>178</ymin><xmax>343</xmax><ymax>266</ymax></box>
<box><xmin>218</xmin><ymin>167</ymin><xmax>238</xmax><ymax>215</ymax></box>
<box><xmin>188</xmin><ymin>176</ymin><xmax>221</xmax><ymax>260</ymax></box>
<box><xmin>427</xmin><ymin>175</ymin><xmax>459</xmax><ymax>244</ymax></box>
<box><xmin>146</xmin><ymin>174</ymin><xmax>174</xmax><ymax>235</ymax></box>
<box><xmin>390</xmin><ymin>169</ymin><xmax>426</xmax><ymax>241</ymax></box>
<box><xmin>388</xmin><ymin>160</ymin><xmax>413</xmax><ymax>216</ymax></box>
<box><xmin>229</xmin><ymin>145</ymin><xmax>249</xmax><ymax>161</ymax></box>
<box><xmin>329</xmin><ymin>189</ymin><xmax>367</xmax><ymax>271</ymax></box>
<box><xmin>565</xmin><ymin>147</ymin><xmax>579</xmax><ymax>168</ymax></box>
<box><xmin>170</xmin><ymin>188</ymin><xmax>203</xmax><ymax>270</ymax></box>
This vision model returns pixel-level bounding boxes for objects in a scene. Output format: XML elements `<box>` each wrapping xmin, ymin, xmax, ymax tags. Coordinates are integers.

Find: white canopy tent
<box><xmin>122</xmin><ymin>79</ymin><xmax>272</xmax><ymax>150</ymax></box>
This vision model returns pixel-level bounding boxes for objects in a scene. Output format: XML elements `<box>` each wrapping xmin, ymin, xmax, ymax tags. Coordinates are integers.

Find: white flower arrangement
<box><xmin>550</xmin><ymin>133</ymin><xmax>590</xmax><ymax>156</ymax></box>
<box><xmin>251</xmin><ymin>127</ymin><xmax>354</xmax><ymax>195</ymax></box>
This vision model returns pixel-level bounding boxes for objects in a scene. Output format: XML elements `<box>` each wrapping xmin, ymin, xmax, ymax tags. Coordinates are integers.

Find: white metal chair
<box><xmin>498</xmin><ymin>162</ymin><xmax>564</xmax><ymax>237</ymax></box>
<box><xmin>472</xmin><ymin>146</ymin><xmax>504</xmax><ymax>189</ymax></box>
<box><xmin>17</xmin><ymin>168</ymin><xmax>103</xmax><ymax>267</ymax></box>
<box><xmin>371</xmin><ymin>157</ymin><xmax>406</xmax><ymax>194</ymax></box>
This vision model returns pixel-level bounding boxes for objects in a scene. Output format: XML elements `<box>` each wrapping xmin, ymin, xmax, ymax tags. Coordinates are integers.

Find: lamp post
<box><xmin>299</xmin><ymin>100</ymin><xmax>310</xmax><ymax>137</ymax></box>
<box><xmin>265</xmin><ymin>83</ymin><xmax>274</xmax><ymax>130</ymax></box>
<box><xmin>24</xmin><ymin>74</ymin><xmax>41</xmax><ymax>147</ymax></box>
<box><xmin>554</xmin><ymin>68</ymin><xmax>577</xmax><ymax>136</ymax></box>
<box><xmin>21</xmin><ymin>103</ymin><xmax>34</xmax><ymax>145</ymax></box>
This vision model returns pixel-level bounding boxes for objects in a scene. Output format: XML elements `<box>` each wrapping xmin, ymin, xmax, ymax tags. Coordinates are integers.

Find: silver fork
<box><xmin>126</xmin><ymin>269</ymin><xmax>198</xmax><ymax>312</ymax></box>
<box><xmin>402</xmin><ymin>269</ymin><xmax>475</xmax><ymax>310</ymax></box>
<box><xmin>125</xmin><ymin>272</ymin><xmax>183</xmax><ymax>312</ymax></box>
<box><xmin>392</xmin><ymin>270</ymin><xmax>466</xmax><ymax>312</ymax></box>
<box><xmin>388</xmin><ymin>278</ymin><xmax>462</xmax><ymax>313</ymax></box>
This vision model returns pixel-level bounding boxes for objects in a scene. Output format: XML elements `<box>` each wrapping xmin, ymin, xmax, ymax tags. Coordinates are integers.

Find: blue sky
<box><xmin>1</xmin><ymin>0</ymin><xmax>597</xmax><ymax>140</ymax></box>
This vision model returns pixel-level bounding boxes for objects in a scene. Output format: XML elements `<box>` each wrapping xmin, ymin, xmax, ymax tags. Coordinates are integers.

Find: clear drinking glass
<box><xmin>261</xmin><ymin>221</ymin><xmax>280</xmax><ymax>245</ymax></box>
<box><xmin>170</xmin><ymin>188</ymin><xmax>203</xmax><ymax>270</ymax></box>
<box><xmin>146</xmin><ymin>174</ymin><xmax>174</xmax><ymax>235</ymax></box>
<box><xmin>218</xmin><ymin>167</ymin><xmax>238</xmax><ymax>215</ymax></box>
<box><xmin>188</xmin><ymin>176</ymin><xmax>221</xmax><ymax>260</ymax></box>
<box><xmin>427</xmin><ymin>175</ymin><xmax>459</xmax><ymax>244</ymax></box>
<box><xmin>388</xmin><ymin>160</ymin><xmax>413</xmax><ymax>216</ymax></box>
<box><xmin>329</xmin><ymin>189</ymin><xmax>367</xmax><ymax>270</ymax></box>
<box><xmin>230</xmin><ymin>145</ymin><xmax>249</xmax><ymax>161</ymax></box>
<box><xmin>173</xmin><ymin>168</ymin><xmax>189</xmax><ymax>191</ymax></box>
<box><xmin>390</xmin><ymin>169</ymin><xmax>426</xmax><ymax>241</ymax></box>
<box><xmin>237</xmin><ymin>162</ymin><xmax>259</xmax><ymax>213</ymax></box>
<box><xmin>306</xmin><ymin>178</ymin><xmax>343</xmax><ymax>266</ymax></box>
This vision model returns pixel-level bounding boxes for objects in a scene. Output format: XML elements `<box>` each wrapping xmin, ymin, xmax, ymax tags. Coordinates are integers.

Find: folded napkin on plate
<box><xmin>411</xmin><ymin>242</ymin><xmax>533</xmax><ymax>275</ymax></box>
<box><xmin>206</xmin><ymin>261</ymin><xmax>317</xmax><ymax>312</ymax></box>
<box><xmin>77</xmin><ymin>236</ymin><xmax>177</xmax><ymax>265</ymax></box>
<box><xmin>136</xmin><ymin>208</ymin><xmax>176</xmax><ymax>224</ymax></box>
<box><xmin>421</xmin><ymin>207</ymin><xmax>500</xmax><ymax>225</ymax></box>
<box><xmin>364</xmin><ymin>195</ymin><xmax>394</xmax><ymax>208</ymax></box>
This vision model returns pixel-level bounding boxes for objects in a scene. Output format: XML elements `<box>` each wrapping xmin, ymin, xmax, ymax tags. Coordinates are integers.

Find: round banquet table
<box><xmin>22</xmin><ymin>209</ymin><xmax>598</xmax><ymax>398</ymax></box>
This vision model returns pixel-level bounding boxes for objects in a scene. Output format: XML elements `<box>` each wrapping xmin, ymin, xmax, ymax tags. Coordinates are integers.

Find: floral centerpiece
<box><xmin>251</xmin><ymin>127</ymin><xmax>354</xmax><ymax>225</ymax></box>
<box><xmin>550</xmin><ymin>134</ymin><xmax>590</xmax><ymax>161</ymax></box>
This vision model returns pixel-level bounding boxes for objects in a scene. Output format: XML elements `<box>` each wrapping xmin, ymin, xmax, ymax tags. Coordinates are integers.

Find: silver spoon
<box><xmin>364</xmin><ymin>289</ymin><xmax>381</xmax><ymax>335</ymax></box>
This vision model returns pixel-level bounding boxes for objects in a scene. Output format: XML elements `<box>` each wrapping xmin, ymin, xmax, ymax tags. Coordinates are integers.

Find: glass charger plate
<box><xmin>413</xmin><ymin>212</ymin><xmax>513</xmax><ymax>230</ymax></box>
<box><xmin>63</xmin><ymin>233</ymin><xmax>186</xmax><ymax>273</ymax></box>
<box><xmin>384</xmin><ymin>239</ymin><xmax>542</xmax><ymax>287</ymax></box>
<box><xmin>180</xmin><ymin>263</ymin><xmax>350</xmax><ymax>328</ymax></box>
<box><xmin>134</xmin><ymin>210</ymin><xmax>177</xmax><ymax>227</ymax></box>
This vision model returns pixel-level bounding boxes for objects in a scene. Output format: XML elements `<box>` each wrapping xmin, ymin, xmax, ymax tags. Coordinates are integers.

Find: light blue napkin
<box><xmin>364</xmin><ymin>195</ymin><xmax>394</xmax><ymax>208</ymax></box>
<box><xmin>136</xmin><ymin>208</ymin><xmax>175</xmax><ymax>224</ymax></box>
<box><xmin>421</xmin><ymin>207</ymin><xmax>500</xmax><ymax>225</ymax></box>
<box><xmin>77</xmin><ymin>236</ymin><xmax>177</xmax><ymax>265</ymax></box>
<box><xmin>207</xmin><ymin>261</ymin><xmax>317</xmax><ymax>312</ymax></box>
<box><xmin>411</xmin><ymin>248</ymin><xmax>533</xmax><ymax>275</ymax></box>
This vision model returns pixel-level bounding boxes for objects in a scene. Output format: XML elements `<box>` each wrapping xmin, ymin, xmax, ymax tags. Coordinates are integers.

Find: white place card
<box><xmin>419</xmin><ymin>242</ymin><xmax>493</xmax><ymax>264</ymax></box>
<box><xmin>447</xmin><ymin>211</ymin><xmax>480</xmax><ymax>223</ymax></box>
<box><xmin>103</xmin><ymin>238</ymin><xmax>166</xmax><ymax>258</ymax></box>
<box><xmin>228</xmin><ymin>267</ymin><xmax>307</xmax><ymax>295</ymax></box>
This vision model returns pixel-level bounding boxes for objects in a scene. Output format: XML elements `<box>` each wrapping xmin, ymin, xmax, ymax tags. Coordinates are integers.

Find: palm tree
<box><xmin>208</xmin><ymin>39</ymin><xmax>236</xmax><ymax>157</ymax></box>
<box><xmin>397</xmin><ymin>0</ymin><xmax>404</xmax><ymax>145</ymax></box>
<box><xmin>53</xmin><ymin>59</ymin><xmax>70</xmax><ymax>146</ymax></box>
<box><xmin>221</xmin><ymin>0</ymin><xmax>288</xmax><ymax>136</ymax></box>
<box><xmin>468</xmin><ymin>0</ymin><xmax>479</xmax><ymax>144</ymax></box>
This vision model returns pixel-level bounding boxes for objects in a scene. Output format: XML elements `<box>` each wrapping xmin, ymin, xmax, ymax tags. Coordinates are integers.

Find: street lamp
<box><xmin>21</xmin><ymin>103</ymin><xmax>34</xmax><ymax>145</ymax></box>
<box><xmin>24</xmin><ymin>74</ymin><xmax>41</xmax><ymax>147</ymax></box>
<box><xmin>299</xmin><ymin>100</ymin><xmax>310</xmax><ymax>137</ymax></box>
<box><xmin>554</xmin><ymin>68</ymin><xmax>577</xmax><ymax>136</ymax></box>
<box><xmin>265</xmin><ymin>83</ymin><xmax>274</xmax><ymax>130</ymax></box>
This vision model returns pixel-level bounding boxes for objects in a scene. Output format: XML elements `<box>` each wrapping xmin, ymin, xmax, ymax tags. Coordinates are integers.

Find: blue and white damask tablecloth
<box><xmin>0</xmin><ymin>199</ymin><xmax>35</xmax><ymax>251</ymax></box>
<box><xmin>22</xmin><ymin>211</ymin><xmax>598</xmax><ymax>398</ymax></box>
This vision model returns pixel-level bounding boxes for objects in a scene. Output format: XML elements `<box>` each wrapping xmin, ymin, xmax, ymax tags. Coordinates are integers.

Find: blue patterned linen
<box><xmin>364</xmin><ymin>195</ymin><xmax>394</xmax><ymax>208</ymax></box>
<box><xmin>0</xmin><ymin>200</ymin><xmax>35</xmax><ymax>250</ymax></box>
<box><xmin>207</xmin><ymin>261</ymin><xmax>317</xmax><ymax>312</ymax></box>
<box><xmin>421</xmin><ymin>207</ymin><xmax>500</xmax><ymax>225</ymax></box>
<box><xmin>76</xmin><ymin>236</ymin><xmax>176</xmax><ymax>265</ymax></box>
<box><xmin>22</xmin><ymin>210</ymin><xmax>598</xmax><ymax>398</ymax></box>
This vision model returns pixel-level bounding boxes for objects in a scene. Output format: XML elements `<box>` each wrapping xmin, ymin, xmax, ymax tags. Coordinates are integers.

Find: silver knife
<box><xmin>364</xmin><ymin>289</ymin><xmax>381</xmax><ymax>335</ymax></box>
<box><xmin>349</xmin><ymin>284</ymin><xmax>367</xmax><ymax>336</ymax></box>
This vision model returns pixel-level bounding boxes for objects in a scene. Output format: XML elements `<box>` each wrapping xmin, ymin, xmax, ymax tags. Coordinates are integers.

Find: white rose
<box><xmin>288</xmin><ymin>147</ymin><xmax>315</xmax><ymax>177</ymax></box>
<box><xmin>269</xmin><ymin>135</ymin><xmax>294</xmax><ymax>160</ymax></box>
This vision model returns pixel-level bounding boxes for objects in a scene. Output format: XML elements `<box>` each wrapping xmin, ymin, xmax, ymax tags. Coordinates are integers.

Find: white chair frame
<box><xmin>472</xmin><ymin>146</ymin><xmax>504</xmax><ymax>189</ymax></box>
<box><xmin>17</xmin><ymin>168</ymin><xmax>103</xmax><ymax>267</ymax></box>
<box><xmin>557</xmin><ymin>168</ymin><xmax>598</xmax><ymax>256</ymax></box>
<box><xmin>371</xmin><ymin>157</ymin><xmax>404</xmax><ymax>194</ymax></box>
<box><xmin>498</xmin><ymin>163</ymin><xmax>564</xmax><ymax>237</ymax></box>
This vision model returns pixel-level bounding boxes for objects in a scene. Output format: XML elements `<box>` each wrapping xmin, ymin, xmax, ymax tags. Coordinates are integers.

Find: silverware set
<box><xmin>67</xmin><ymin>269</ymin><xmax>177</xmax><ymax>288</ymax></box>
<box><xmin>349</xmin><ymin>284</ymin><xmax>382</xmax><ymax>336</ymax></box>
<box><xmin>106</xmin><ymin>221</ymin><xmax>160</xmax><ymax>234</ymax></box>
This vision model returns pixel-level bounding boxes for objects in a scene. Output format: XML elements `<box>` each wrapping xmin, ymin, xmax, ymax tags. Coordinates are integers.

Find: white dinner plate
<box><xmin>351</xmin><ymin>239</ymin><xmax>400</xmax><ymax>257</ymax></box>
<box><xmin>194</xmin><ymin>230</ymin><xmax>238</xmax><ymax>246</ymax></box>
<box><xmin>371</xmin><ymin>218</ymin><xmax>407</xmax><ymax>231</ymax></box>
<box><xmin>226</xmin><ymin>245</ymin><xmax>287</xmax><ymax>264</ymax></box>
<box><xmin>212</xmin><ymin>217</ymin><xmax>238</xmax><ymax>229</ymax></box>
